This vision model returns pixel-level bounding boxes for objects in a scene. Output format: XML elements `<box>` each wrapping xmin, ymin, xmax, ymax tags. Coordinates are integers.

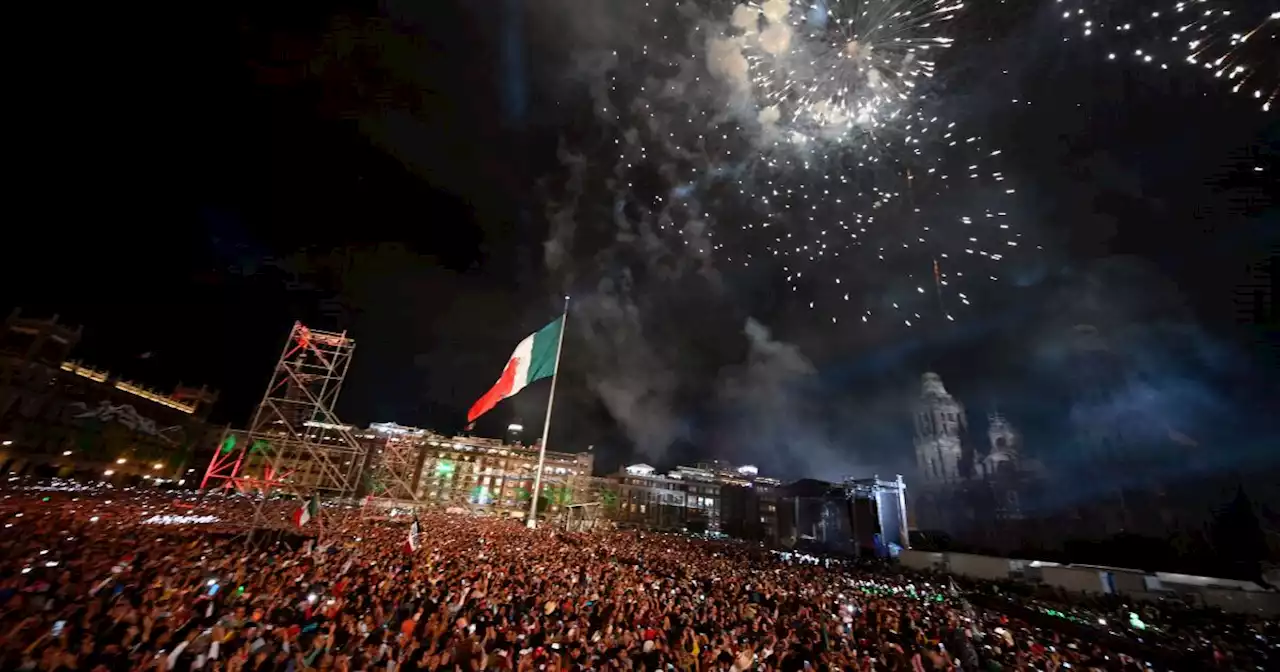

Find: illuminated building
<box><xmin>605</xmin><ymin>462</ymin><xmax>781</xmax><ymax>535</ymax></box>
<box><xmin>359</xmin><ymin>423</ymin><xmax>594</xmax><ymax>518</ymax></box>
<box><xmin>910</xmin><ymin>372</ymin><xmax>980</xmax><ymax>536</ymax></box>
<box><xmin>506</xmin><ymin>422</ymin><xmax>524</xmax><ymax>445</ymax></box>
<box><xmin>612</xmin><ymin>464</ymin><xmax>706</xmax><ymax>531</ymax></box>
<box><xmin>0</xmin><ymin>309</ymin><xmax>218</xmax><ymax>481</ymax></box>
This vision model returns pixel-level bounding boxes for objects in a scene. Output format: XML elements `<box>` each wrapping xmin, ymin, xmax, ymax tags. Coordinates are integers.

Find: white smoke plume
<box><xmin>757</xmin><ymin>104</ymin><xmax>782</xmax><ymax>143</ymax></box>
<box><xmin>540</xmin><ymin>137</ymin><xmax>722</xmax><ymax>462</ymax></box>
<box><xmin>706</xmin><ymin>2</ymin><xmax>802</xmax><ymax>140</ymax></box>
<box><xmin>526</xmin><ymin>0</ymin><xmax>879</xmax><ymax>474</ymax></box>
<box><xmin>760</xmin><ymin>0</ymin><xmax>791</xmax><ymax>24</ymax></box>
<box><xmin>708</xmin><ymin>36</ymin><xmax>753</xmax><ymax>96</ymax></box>
<box><xmin>715</xmin><ymin>318</ymin><xmax>879</xmax><ymax>481</ymax></box>
<box><xmin>575</xmin><ymin>271</ymin><xmax>688</xmax><ymax>459</ymax></box>
<box><xmin>731</xmin><ymin>4</ymin><xmax>761</xmax><ymax>33</ymax></box>
<box><xmin>543</xmin><ymin>141</ymin><xmax>587</xmax><ymax>273</ymax></box>
<box><xmin>758</xmin><ymin>21</ymin><xmax>793</xmax><ymax>57</ymax></box>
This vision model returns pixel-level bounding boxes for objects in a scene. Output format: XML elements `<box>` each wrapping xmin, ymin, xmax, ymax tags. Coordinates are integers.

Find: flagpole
<box><xmin>527</xmin><ymin>296</ymin><xmax>570</xmax><ymax>529</ymax></box>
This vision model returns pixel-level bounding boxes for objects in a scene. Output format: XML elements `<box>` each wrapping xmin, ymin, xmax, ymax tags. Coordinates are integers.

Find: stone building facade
<box><xmin>356</xmin><ymin>422</ymin><xmax>595</xmax><ymax>519</ymax></box>
<box><xmin>909</xmin><ymin>372</ymin><xmax>1043</xmax><ymax>552</ymax></box>
<box><xmin>0</xmin><ymin>310</ymin><xmax>219</xmax><ymax>482</ymax></box>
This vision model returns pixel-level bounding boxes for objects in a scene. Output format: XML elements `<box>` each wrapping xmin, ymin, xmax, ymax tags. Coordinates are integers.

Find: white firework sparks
<box><xmin>724</xmin><ymin>0</ymin><xmax>963</xmax><ymax>147</ymax></box>
<box><xmin>1057</xmin><ymin>0</ymin><xmax>1279</xmax><ymax>112</ymax></box>
<box><xmin>579</xmin><ymin>0</ymin><xmax>1031</xmax><ymax>329</ymax></box>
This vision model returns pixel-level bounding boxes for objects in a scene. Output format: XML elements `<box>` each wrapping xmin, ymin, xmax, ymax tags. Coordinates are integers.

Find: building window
<box><xmin>639</xmin><ymin>504</ymin><xmax>646</xmax><ymax>514</ymax></box>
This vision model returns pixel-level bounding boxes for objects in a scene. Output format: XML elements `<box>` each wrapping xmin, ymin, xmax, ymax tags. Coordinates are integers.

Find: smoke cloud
<box><xmin>556</xmin><ymin>165</ymin><xmax>728</xmax><ymax>463</ymax></box>
<box><xmin>713</xmin><ymin>318</ymin><xmax>889</xmax><ymax>481</ymax></box>
<box><xmin>528</xmin><ymin>0</ymin><xmax>917</xmax><ymax>477</ymax></box>
<box><xmin>731</xmin><ymin>4</ymin><xmax>761</xmax><ymax>33</ymax></box>
<box><xmin>543</xmin><ymin>141</ymin><xmax>587</xmax><ymax>274</ymax></box>
<box><xmin>758</xmin><ymin>20</ymin><xmax>793</xmax><ymax>57</ymax></box>
<box><xmin>959</xmin><ymin>255</ymin><xmax>1279</xmax><ymax>512</ymax></box>
<box><xmin>707</xmin><ymin>36</ymin><xmax>752</xmax><ymax>96</ymax></box>
<box><xmin>760</xmin><ymin>0</ymin><xmax>792</xmax><ymax>24</ymax></box>
<box><xmin>574</xmin><ymin>272</ymin><xmax>688</xmax><ymax>459</ymax></box>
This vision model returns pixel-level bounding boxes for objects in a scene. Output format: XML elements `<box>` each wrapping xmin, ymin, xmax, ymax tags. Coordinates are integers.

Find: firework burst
<box><xmin>559</xmin><ymin>0</ymin><xmax>1033</xmax><ymax>331</ymax></box>
<box><xmin>718</xmin><ymin>0</ymin><xmax>962</xmax><ymax>148</ymax></box>
<box><xmin>1057</xmin><ymin>0</ymin><xmax>1279</xmax><ymax>112</ymax></box>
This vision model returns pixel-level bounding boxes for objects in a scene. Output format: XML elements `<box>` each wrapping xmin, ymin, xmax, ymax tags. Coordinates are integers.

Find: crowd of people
<box><xmin>0</xmin><ymin>484</ymin><xmax>1273</xmax><ymax>671</ymax></box>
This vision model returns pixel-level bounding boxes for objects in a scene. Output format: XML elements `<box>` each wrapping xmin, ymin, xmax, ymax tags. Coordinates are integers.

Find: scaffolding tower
<box><xmin>201</xmin><ymin>322</ymin><xmax>421</xmax><ymax>525</ymax></box>
<box><xmin>355</xmin><ymin>424</ymin><xmax>436</xmax><ymax>502</ymax></box>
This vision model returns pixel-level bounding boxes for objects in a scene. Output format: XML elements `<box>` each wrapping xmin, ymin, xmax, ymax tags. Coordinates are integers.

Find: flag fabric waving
<box><xmin>404</xmin><ymin>518</ymin><xmax>421</xmax><ymax>553</ymax></box>
<box><xmin>467</xmin><ymin>317</ymin><xmax>563</xmax><ymax>422</ymax></box>
<box><xmin>292</xmin><ymin>495</ymin><xmax>320</xmax><ymax>527</ymax></box>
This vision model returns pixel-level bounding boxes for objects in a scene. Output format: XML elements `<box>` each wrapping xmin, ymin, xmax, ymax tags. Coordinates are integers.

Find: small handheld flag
<box><xmin>404</xmin><ymin>517</ymin><xmax>421</xmax><ymax>554</ymax></box>
<box><xmin>292</xmin><ymin>494</ymin><xmax>320</xmax><ymax>528</ymax></box>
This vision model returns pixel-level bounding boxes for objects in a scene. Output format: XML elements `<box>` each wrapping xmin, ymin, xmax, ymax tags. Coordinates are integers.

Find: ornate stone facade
<box><xmin>909</xmin><ymin>373</ymin><xmax>1042</xmax><ymax>552</ymax></box>
<box><xmin>0</xmin><ymin>310</ymin><xmax>218</xmax><ymax>480</ymax></box>
<box><xmin>912</xmin><ymin>373</ymin><xmax>967</xmax><ymax>485</ymax></box>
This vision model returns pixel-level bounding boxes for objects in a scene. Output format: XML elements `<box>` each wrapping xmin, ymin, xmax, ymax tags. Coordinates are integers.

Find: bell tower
<box><xmin>981</xmin><ymin>411</ymin><xmax>1020</xmax><ymax>477</ymax></box>
<box><xmin>913</xmin><ymin>373</ymin><xmax>966</xmax><ymax>484</ymax></box>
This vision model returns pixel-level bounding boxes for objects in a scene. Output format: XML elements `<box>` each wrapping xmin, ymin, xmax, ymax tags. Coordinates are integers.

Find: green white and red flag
<box><xmin>292</xmin><ymin>494</ymin><xmax>320</xmax><ymax>527</ymax></box>
<box><xmin>467</xmin><ymin>317</ymin><xmax>563</xmax><ymax>422</ymax></box>
<box><xmin>404</xmin><ymin>517</ymin><xmax>421</xmax><ymax>554</ymax></box>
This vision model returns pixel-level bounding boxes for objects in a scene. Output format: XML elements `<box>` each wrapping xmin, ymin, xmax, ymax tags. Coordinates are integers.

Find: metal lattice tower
<box><xmin>244</xmin><ymin>323</ymin><xmax>366</xmax><ymax>499</ymax></box>
<box><xmin>201</xmin><ymin>322</ymin><xmax>420</xmax><ymax>525</ymax></box>
<box><xmin>360</xmin><ymin>425</ymin><xmax>436</xmax><ymax>502</ymax></box>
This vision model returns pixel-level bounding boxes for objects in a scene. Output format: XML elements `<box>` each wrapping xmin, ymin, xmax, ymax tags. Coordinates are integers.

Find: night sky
<box><xmin>5</xmin><ymin>0</ymin><xmax>1276</xmax><ymax>480</ymax></box>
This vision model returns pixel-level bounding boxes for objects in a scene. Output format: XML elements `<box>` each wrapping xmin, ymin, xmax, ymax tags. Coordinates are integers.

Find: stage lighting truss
<box><xmin>201</xmin><ymin>322</ymin><xmax>422</xmax><ymax>528</ymax></box>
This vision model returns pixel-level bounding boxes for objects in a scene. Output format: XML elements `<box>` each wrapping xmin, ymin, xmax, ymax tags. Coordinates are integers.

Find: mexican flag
<box><xmin>292</xmin><ymin>495</ymin><xmax>320</xmax><ymax>527</ymax></box>
<box><xmin>467</xmin><ymin>317</ymin><xmax>563</xmax><ymax>422</ymax></box>
<box><xmin>404</xmin><ymin>517</ymin><xmax>421</xmax><ymax>554</ymax></box>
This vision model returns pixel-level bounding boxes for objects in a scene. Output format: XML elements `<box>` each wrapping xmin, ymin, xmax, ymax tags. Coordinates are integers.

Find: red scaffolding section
<box><xmin>201</xmin><ymin>322</ymin><xmax>422</xmax><ymax>527</ymax></box>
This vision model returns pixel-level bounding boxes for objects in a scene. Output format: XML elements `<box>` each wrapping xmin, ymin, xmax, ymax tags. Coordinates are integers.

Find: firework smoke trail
<box><xmin>1056</xmin><ymin>0</ymin><xmax>1279</xmax><ymax>112</ymax></box>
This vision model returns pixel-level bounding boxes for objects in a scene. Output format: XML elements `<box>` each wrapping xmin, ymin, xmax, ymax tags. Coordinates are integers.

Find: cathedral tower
<box><xmin>982</xmin><ymin>412</ymin><xmax>1020</xmax><ymax>477</ymax></box>
<box><xmin>913</xmin><ymin>373</ymin><xmax>966</xmax><ymax>484</ymax></box>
